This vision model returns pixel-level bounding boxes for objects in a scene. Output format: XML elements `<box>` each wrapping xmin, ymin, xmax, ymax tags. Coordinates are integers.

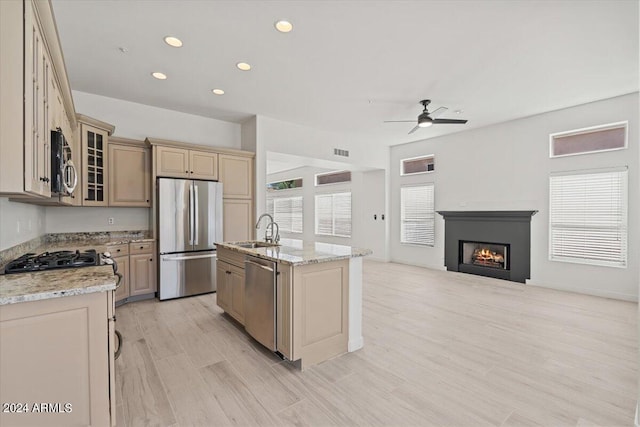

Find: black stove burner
<box><xmin>4</xmin><ymin>249</ymin><xmax>99</xmax><ymax>274</ymax></box>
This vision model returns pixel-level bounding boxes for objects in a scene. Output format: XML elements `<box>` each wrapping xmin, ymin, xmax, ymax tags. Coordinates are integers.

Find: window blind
<box><xmin>549</xmin><ymin>169</ymin><xmax>627</xmax><ymax>267</ymax></box>
<box><xmin>400</xmin><ymin>184</ymin><xmax>435</xmax><ymax>246</ymax></box>
<box><xmin>266</xmin><ymin>196</ymin><xmax>303</xmax><ymax>233</ymax></box>
<box><xmin>315</xmin><ymin>192</ymin><xmax>351</xmax><ymax>237</ymax></box>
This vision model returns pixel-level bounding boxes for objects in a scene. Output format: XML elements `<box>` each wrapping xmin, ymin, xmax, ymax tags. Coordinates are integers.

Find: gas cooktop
<box><xmin>4</xmin><ymin>249</ymin><xmax>100</xmax><ymax>274</ymax></box>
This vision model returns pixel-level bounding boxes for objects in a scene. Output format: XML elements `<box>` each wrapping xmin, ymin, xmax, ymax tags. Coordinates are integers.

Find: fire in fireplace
<box><xmin>460</xmin><ymin>241</ymin><xmax>510</xmax><ymax>270</ymax></box>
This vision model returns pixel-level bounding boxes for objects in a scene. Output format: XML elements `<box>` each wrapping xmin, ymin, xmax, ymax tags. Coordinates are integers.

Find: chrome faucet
<box><xmin>255</xmin><ymin>213</ymin><xmax>280</xmax><ymax>244</ymax></box>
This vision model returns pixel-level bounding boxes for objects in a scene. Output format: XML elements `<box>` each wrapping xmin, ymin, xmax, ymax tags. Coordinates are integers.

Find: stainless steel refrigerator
<box><xmin>157</xmin><ymin>177</ymin><xmax>223</xmax><ymax>300</ymax></box>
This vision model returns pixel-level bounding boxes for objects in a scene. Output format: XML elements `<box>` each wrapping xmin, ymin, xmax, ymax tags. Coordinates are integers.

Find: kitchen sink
<box><xmin>234</xmin><ymin>241</ymin><xmax>280</xmax><ymax>249</ymax></box>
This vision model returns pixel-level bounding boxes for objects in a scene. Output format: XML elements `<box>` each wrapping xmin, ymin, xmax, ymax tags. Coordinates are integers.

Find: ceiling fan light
<box><xmin>418</xmin><ymin>118</ymin><xmax>433</xmax><ymax>128</ymax></box>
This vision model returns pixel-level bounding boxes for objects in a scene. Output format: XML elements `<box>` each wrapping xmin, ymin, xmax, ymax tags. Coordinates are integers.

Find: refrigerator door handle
<box><xmin>162</xmin><ymin>253</ymin><xmax>217</xmax><ymax>261</ymax></box>
<box><xmin>188</xmin><ymin>183</ymin><xmax>194</xmax><ymax>245</ymax></box>
<box><xmin>194</xmin><ymin>184</ymin><xmax>199</xmax><ymax>246</ymax></box>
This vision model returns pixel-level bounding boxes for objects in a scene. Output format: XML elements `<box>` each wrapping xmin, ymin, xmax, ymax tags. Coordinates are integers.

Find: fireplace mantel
<box><xmin>437</xmin><ymin>211</ymin><xmax>537</xmax><ymax>220</ymax></box>
<box><xmin>438</xmin><ymin>210</ymin><xmax>537</xmax><ymax>283</ymax></box>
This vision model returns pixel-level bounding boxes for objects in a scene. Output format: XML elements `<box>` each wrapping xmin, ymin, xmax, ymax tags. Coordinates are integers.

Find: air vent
<box><xmin>334</xmin><ymin>148</ymin><xmax>349</xmax><ymax>157</ymax></box>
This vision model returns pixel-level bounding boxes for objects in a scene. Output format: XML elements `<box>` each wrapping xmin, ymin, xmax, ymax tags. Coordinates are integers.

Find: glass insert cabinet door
<box><xmin>81</xmin><ymin>123</ymin><xmax>108</xmax><ymax>206</ymax></box>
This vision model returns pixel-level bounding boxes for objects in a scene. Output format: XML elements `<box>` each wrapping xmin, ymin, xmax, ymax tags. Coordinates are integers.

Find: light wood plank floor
<box><xmin>115</xmin><ymin>260</ymin><xmax>637</xmax><ymax>427</ymax></box>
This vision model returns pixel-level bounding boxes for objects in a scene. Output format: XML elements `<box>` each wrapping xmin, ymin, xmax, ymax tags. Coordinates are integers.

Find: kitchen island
<box><xmin>215</xmin><ymin>239</ymin><xmax>371</xmax><ymax>369</ymax></box>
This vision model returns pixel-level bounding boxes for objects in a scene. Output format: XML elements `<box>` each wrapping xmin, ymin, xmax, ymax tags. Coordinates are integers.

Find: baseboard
<box><xmin>635</xmin><ymin>402</ymin><xmax>639</xmax><ymax>427</ymax></box>
<box><xmin>525</xmin><ymin>280</ymin><xmax>638</xmax><ymax>302</ymax></box>
<box><xmin>348</xmin><ymin>336</ymin><xmax>364</xmax><ymax>352</ymax></box>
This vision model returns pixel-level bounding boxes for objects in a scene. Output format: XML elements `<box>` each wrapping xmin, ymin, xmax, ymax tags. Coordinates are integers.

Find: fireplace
<box><xmin>438</xmin><ymin>211</ymin><xmax>536</xmax><ymax>283</ymax></box>
<box><xmin>460</xmin><ymin>241</ymin><xmax>510</xmax><ymax>270</ymax></box>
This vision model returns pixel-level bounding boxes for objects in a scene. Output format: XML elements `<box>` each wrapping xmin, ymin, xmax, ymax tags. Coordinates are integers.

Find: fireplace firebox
<box><xmin>438</xmin><ymin>211</ymin><xmax>537</xmax><ymax>283</ymax></box>
<box><xmin>460</xmin><ymin>241</ymin><xmax>510</xmax><ymax>270</ymax></box>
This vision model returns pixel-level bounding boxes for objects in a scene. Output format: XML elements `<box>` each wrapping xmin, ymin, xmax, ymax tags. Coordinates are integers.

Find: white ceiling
<box><xmin>51</xmin><ymin>0</ymin><xmax>639</xmax><ymax>147</ymax></box>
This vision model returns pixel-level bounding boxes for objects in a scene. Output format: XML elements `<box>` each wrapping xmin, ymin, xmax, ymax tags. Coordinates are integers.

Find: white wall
<box><xmin>45</xmin><ymin>206</ymin><xmax>149</xmax><ymax>233</ymax></box>
<box><xmin>252</xmin><ymin>115</ymin><xmax>389</xmax><ymax>230</ymax></box>
<box><xmin>0</xmin><ymin>198</ymin><xmax>45</xmax><ymax>250</ymax></box>
<box><xmin>266</xmin><ymin>166</ymin><xmax>387</xmax><ymax>259</ymax></box>
<box><xmin>72</xmin><ymin>91</ymin><xmax>241</xmax><ymax>146</ymax></box>
<box><xmin>390</xmin><ymin>93</ymin><xmax>639</xmax><ymax>301</ymax></box>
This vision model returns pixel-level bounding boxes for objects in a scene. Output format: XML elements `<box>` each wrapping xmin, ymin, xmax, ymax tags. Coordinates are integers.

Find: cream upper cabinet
<box><xmin>77</xmin><ymin>115</ymin><xmax>115</xmax><ymax>207</ymax></box>
<box><xmin>156</xmin><ymin>146</ymin><xmax>218</xmax><ymax>180</ymax></box>
<box><xmin>189</xmin><ymin>150</ymin><xmax>218</xmax><ymax>180</ymax></box>
<box><xmin>219</xmin><ymin>154</ymin><xmax>253</xmax><ymax>198</ymax></box>
<box><xmin>223</xmin><ymin>199</ymin><xmax>253</xmax><ymax>242</ymax></box>
<box><xmin>155</xmin><ymin>146</ymin><xmax>189</xmax><ymax>178</ymax></box>
<box><xmin>0</xmin><ymin>0</ymin><xmax>76</xmax><ymax>199</ymax></box>
<box><xmin>108</xmin><ymin>139</ymin><xmax>150</xmax><ymax>207</ymax></box>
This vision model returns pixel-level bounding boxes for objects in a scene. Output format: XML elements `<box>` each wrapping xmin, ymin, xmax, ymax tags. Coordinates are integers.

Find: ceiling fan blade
<box><xmin>432</xmin><ymin>118</ymin><xmax>468</xmax><ymax>124</ymax></box>
<box><xmin>408</xmin><ymin>125</ymin><xmax>420</xmax><ymax>134</ymax></box>
<box><xmin>384</xmin><ymin>120</ymin><xmax>416</xmax><ymax>123</ymax></box>
<box><xmin>429</xmin><ymin>106</ymin><xmax>448</xmax><ymax>118</ymax></box>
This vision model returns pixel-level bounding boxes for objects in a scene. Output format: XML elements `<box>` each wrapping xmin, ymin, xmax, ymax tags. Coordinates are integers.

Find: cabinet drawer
<box><xmin>217</xmin><ymin>248</ymin><xmax>245</xmax><ymax>269</ymax></box>
<box><xmin>107</xmin><ymin>243</ymin><xmax>129</xmax><ymax>256</ymax></box>
<box><xmin>129</xmin><ymin>241</ymin><xmax>154</xmax><ymax>254</ymax></box>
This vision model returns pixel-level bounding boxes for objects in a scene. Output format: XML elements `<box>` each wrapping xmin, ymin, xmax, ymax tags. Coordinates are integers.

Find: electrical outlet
<box><xmin>108</xmin><ymin>217</ymin><xmax>114</xmax><ymax>225</ymax></box>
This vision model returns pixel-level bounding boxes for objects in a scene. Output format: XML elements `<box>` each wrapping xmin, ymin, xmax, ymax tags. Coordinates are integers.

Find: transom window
<box><xmin>401</xmin><ymin>155</ymin><xmax>435</xmax><ymax>175</ymax></box>
<box><xmin>549</xmin><ymin>122</ymin><xmax>627</xmax><ymax>158</ymax></box>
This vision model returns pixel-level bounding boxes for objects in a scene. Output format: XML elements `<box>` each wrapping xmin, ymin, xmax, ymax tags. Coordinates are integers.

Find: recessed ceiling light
<box><xmin>454</xmin><ymin>109</ymin><xmax>464</xmax><ymax>114</ymax></box>
<box><xmin>236</xmin><ymin>62</ymin><xmax>251</xmax><ymax>71</ymax></box>
<box><xmin>151</xmin><ymin>72</ymin><xmax>167</xmax><ymax>80</ymax></box>
<box><xmin>212</xmin><ymin>88</ymin><xmax>225</xmax><ymax>95</ymax></box>
<box><xmin>164</xmin><ymin>36</ymin><xmax>183</xmax><ymax>47</ymax></box>
<box><xmin>274</xmin><ymin>20</ymin><xmax>293</xmax><ymax>33</ymax></box>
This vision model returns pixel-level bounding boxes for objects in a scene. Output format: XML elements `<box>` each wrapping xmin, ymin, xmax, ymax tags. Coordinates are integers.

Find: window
<box><xmin>267</xmin><ymin>178</ymin><xmax>303</xmax><ymax>191</ymax></box>
<box><xmin>549</xmin><ymin>168</ymin><xmax>628</xmax><ymax>267</ymax></box>
<box><xmin>400</xmin><ymin>184</ymin><xmax>435</xmax><ymax>246</ymax></box>
<box><xmin>401</xmin><ymin>155</ymin><xmax>435</xmax><ymax>175</ymax></box>
<box><xmin>549</xmin><ymin>122</ymin><xmax>627</xmax><ymax>158</ymax></box>
<box><xmin>266</xmin><ymin>196</ymin><xmax>303</xmax><ymax>233</ymax></box>
<box><xmin>315</xmin><ymin>170</ymin><xmax>351</xmax><ymax>186</ymax></box>
<box><xmin>315</xmin><ymin>192</ymin><xmax>351</xmax><ymax>237</ymax></box>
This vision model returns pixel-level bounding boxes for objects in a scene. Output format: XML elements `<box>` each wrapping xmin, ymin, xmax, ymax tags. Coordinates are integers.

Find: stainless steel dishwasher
<box><xmin>244</xmin><ymin>255</ymin><xmax>277</xmax><ymax>351</ymax></box>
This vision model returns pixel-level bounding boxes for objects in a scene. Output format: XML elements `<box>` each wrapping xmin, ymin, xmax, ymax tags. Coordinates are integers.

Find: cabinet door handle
<box><xmin>140</xmin><ymin>246</ymin><xmax>144</xmax><ymax>249</ymax></box>
<box><xmin>185</xmin><ymin>170</ymin><xmax>189</xmax><ymax>173</ymax></box>
<box><xmin>149</xmin><ymin>258</ymin><xmax>153</xmax><ymax>262</ymax></box>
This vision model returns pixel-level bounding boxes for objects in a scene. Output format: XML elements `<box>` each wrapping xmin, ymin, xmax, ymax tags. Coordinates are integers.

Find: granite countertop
<box><xmin>0</xmin><ymin>231</ymin><xmax>153</xmax><ymax>305</ymax></box>
<box><xmin>0</xmin><ymin>265</ymin><xmax>117</xmax><ymax>305</ymax></box>
<box><xmin>216</xmin><ymin>239</ymin><xmax>372</xmax><ymax>266</ymax></box>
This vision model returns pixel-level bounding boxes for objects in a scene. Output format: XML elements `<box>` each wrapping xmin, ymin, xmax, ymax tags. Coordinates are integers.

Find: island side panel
<box><xmin>348</xmin><ymin>257</ymin><xmax>364</xmax><ymax>352</ymax></box>
<box><xmin>292</xmin><ymin>259</ymin><xmax>349</xmax><ymax>369</ymax></box>
<box><xmin>277</xmin><ymin>263</ymin><xmax>293</xmax><ymax>360</ymax></box>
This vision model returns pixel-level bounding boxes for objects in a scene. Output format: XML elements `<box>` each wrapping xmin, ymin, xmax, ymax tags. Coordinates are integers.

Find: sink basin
<box><xmin>234</xmin><ymin>241</ymin><xmax>280</xmax><ymax>249</ymax></box>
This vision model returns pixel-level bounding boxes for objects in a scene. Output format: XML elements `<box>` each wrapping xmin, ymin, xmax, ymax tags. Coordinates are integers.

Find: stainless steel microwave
<box><xmin>50</xmin><ymin>128</ymin><xmax>78</xmax><ymax>196</ymax></box>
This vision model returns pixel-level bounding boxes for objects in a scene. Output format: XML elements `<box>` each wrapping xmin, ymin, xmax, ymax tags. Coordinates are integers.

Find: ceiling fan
<box><xmin>384</xmin><ymin>99</ymin><xmax>468</xmax><ymax>134</ymax></box>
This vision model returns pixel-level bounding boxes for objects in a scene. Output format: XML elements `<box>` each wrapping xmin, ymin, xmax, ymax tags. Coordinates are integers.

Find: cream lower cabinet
<box><xmin>0</xmin><ymin>291</ymin><xmax>115</xmax><ymax>427</ymax></box>
<box><xmin>112</xmin><ymin>241</ymin><xmax>156</xmax><ymax>305</ymax></box>
<box><xmin>108</xmin><ymin>139</ymin><xmax>150</xmax><ymax>207</ymax></box>
<box><xmin>223</xmin><ymin>198</ymin><xmax>254</xmax><ymax>242</ymax></box>
<box><xmin>129</xmin><ymin>242</ymin><xmax>156</xmax><ymax>297</ymax></box>
<box><xmin>216</xmin><ymin>249</ymin><xmax>245</xmax><ymax>324</ymax></box>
